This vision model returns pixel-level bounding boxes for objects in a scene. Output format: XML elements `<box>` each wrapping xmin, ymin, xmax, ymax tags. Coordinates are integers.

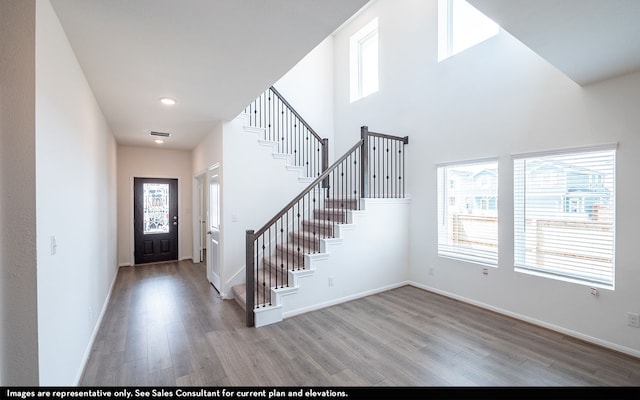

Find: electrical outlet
<box><xmin>428</xmin><ymin>267</ymin><xmax>435</xmax><ymax>276</ymax></box>
<box><xmin>328</xmin><ymin>276</ymin><xmax>334</xmax><ymax>287</ymax></box>
<box><xmin>482</xmin><ymin>267</ymin><xmax>489</xmax><ymax>275</ymax></box>
<box><xmin>628</xmin><ymin>312</ymin><xmax>640</xmax><ymax>328</ymax></box>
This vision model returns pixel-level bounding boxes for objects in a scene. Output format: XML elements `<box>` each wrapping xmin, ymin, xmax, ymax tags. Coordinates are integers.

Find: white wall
<box><xmin>117</xmin><ymin>146</ymin><xmax>193</xmax><ymax>266</ymax></box>
<box><xmin>280</xmin><ymin>198</ymin><xmax>410</xmax><ymax>318</ymax></box>
<box><xmin>192</xmin><ymin>121</ymin><xmax>223</xmax><ymax>175</ymax></box>
<box><xmin>35</xmin><ymin>0</ymin><xmax>119</xmax><ymax>385</ymax></box>
<box><xmin>331</xmin><ymin>0</ymin><xmax>640</xmax><ymax>356</ymax></box>
<box><xmin>274</xmin><ymin>37</ymin><xmax>336</xmax><ymax>161</ymax></box>
<box><xmin>0</xmin><ymin>0</ymin><xmax>39</xmax><ymax>386</ymax></box>
<box><xmin>219</xmin><ymin>116</ymin><xmax>315</xmax><ymax>298</ymax></box>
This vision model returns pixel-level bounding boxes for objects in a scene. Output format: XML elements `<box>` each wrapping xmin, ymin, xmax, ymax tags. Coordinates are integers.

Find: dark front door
<box><xmin>134</xmin><ymin>177</ymin><xmax>178</xmax><ymax>265</ymax></box>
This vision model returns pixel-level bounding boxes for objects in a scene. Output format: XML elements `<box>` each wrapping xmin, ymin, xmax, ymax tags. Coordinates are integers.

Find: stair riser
<box><xmin>275</xmin><ymin>246</ymin><xmax>307</xmax><ymax>265</ymax></box>
<box><xmin>264</xmin><ymin>258</ymin><xmax>302</xmax><ymax>276</ymax></box>
<box><xmin>313</xmin><ymin>209</ymin><xmax>347</xmax><ymax>223</ymax></box>
<box><xmin>324</xmin><ymin>199</ymin><xmax>359</xmax><ymax>210</ymax></box>
<box><xmin>288</xmin><ymin>233</ymin><xmax>321</xmax><ymax>252</ymax></box>
<box><xmin>301</xmin><ymin>221</ymin><xmax>334</xmax><ymax>236</ymax></box>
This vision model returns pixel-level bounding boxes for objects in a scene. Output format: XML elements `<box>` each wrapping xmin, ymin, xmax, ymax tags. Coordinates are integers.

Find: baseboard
<box><xmin>408</xmin><ymin>281</ymin><xmax>640</xmax><ymax>360</ymax></box>
<box><xmin>282</xmin><ymin>281</ymin><xmax>411</xmax><ymax>321</ymax></box>
<box><xmin>73</xmin><ymin>265</ymin><xmax>119</xmax><ymax>386</ymax></box>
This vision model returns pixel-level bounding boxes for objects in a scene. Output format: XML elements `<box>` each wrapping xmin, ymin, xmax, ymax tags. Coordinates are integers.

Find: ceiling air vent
<box><xmin>150</xmin><ymin>131</ymin><xmax>171</xmax><ymax>138</ymax></box>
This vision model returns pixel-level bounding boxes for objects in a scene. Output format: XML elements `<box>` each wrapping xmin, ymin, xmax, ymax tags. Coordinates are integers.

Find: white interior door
<box><xmin>206</xmin><ymin>168</ymin><xmax>221</xmax><ymax>292</ymax></box>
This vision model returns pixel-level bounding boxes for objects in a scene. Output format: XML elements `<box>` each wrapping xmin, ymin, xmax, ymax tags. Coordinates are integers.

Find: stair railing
<box><xmin>244</xmin><ymin>86</ymin><xmax>328</xmax><ymax>179</ymax></box>
<box><xmin>245</xmin><ymin>126</ymin><xmax>408</xmax><ymax>326</ymax></box>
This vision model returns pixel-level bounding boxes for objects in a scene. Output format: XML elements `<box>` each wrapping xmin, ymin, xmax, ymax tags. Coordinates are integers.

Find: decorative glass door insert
<box><xmin>143</xmin><ymin>183</ymin><xmax>170</xmax><ymax>234</ymax></box>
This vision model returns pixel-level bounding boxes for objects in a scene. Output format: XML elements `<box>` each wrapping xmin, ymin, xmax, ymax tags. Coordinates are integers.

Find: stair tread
<box><xmin>277</xmin><ymin>242</ymin><xmax>315</xmax><ymax>252</ymax></box>
<box><xmin>302</xmin><ymin>218</ymin><xmax>342</xmax><ymax>226</ymax></box>
<box><xmin>265</xmin><ymin>254</ymin><xmax>303</xmax><ymax>267</ymax></box>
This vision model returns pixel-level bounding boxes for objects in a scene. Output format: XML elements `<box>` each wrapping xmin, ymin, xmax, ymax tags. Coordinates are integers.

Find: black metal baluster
<box><xmin>401</xmin><ymin>141</ymin><xmax>405</xmax><ymax>197</ymax></box>
<box><xmin>385</xmin><ymin>138</ymin><xmax>389</xmax><ymax>198</ymax></box>
<box><xmin>295</xmin><ymin>202</ymin><xmax>300</xmax><ymax>272</ymax></box>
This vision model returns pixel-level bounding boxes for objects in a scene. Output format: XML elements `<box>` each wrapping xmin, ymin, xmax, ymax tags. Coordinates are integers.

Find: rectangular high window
<box><xmin>437</xmin><ymin>158</ymin><xmax>499</xmax><ymax>266</ymax></box>
<box><xmin>513</xmin><ymin>145</ymin><xmax>616</xmax><ymax>288</ymax></box>
<box><xmin>438</xmin><ymin>0</ymin><xmax>499</xmax><ymax>61</ymax></box>
<box><xmin>350</xmin><ymin>18</ymin><xmax>379</xmax><ymax>102</ymax></box>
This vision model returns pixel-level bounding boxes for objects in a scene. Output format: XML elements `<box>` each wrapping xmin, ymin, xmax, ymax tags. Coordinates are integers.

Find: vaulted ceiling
<box><xmin>468</xmin><ymin>0</ymin><xmax>640</xmax><ymax>86</ymax></box>
<box><xmin>50</xmin><ymin>0</ymin><xmax>370</xmax><ymax>150</ymax></box>
<box><xmin>51</xmin><ymin>0</ymin><xmax>640</xmax><ymax>151</ymax></box>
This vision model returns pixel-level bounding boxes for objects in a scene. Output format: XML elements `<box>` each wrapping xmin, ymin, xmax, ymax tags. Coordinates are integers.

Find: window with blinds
<box><xmin>437</xmin><ymin>159</ymin><xmax>498</xmax><ymax>266</ymax></box>
<box><xmin>513</xmin><ymin>145</ymin><xmax>616</xmax><ymax>288</ymax></box>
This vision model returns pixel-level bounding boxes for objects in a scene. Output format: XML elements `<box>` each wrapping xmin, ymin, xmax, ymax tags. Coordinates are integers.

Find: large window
<box><xmin>350</xmin><ymin>18</ymin><xmax>379</xmax><ymax>102</ymax></box>
<box><xmin>438</xmin><ymin>0</ymin><xmax>499</xmax><ymax>62</ymax></box>
<box><xmin>513</xmin><ymin>145</ymin><xmax>616</xmax><ymax>288</ymax></box>
<box><xmin>437</xmin><ymin>159</ymin><xmax>498</xmax><ymax>266</ymax></box>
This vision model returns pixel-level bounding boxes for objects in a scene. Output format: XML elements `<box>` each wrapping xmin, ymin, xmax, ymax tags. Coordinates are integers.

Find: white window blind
<box><xmin>513</xmin><ymin>146</ymin><xmax>616</xmax><ymax>287</ymax></box>
<box><xmin>437</xmin><ymin>159</ymin><xmax>498</xmax><ymax>265</ymax></box>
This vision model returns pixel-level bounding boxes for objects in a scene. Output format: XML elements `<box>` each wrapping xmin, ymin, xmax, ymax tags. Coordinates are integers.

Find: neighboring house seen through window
<box><xmin>513</xmin><ymin>146</ymin><xmax>616</xmax><ymax>288</ymax></box>
<box><xmin>437</xmin><ymin>159</ymin><xmax>499</xmax><ymax>266</ymax></box>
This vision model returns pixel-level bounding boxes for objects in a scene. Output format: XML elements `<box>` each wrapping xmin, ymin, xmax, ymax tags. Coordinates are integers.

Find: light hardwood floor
<box><xmin>79</xmin><ymin>259</ymin><xmax>640</xmax><ymax>387</ymax></box>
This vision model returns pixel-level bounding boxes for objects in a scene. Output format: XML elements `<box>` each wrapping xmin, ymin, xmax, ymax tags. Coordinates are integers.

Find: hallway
<box><xmin>80</xmin><ymin>261</ymin><xmax>245</xmax><ymax>386</ymax></box>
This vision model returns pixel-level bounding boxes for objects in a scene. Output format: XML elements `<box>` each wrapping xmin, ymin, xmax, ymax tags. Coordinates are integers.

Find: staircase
<box><xmin>231</xmin><ymin>86</ymin><xmax>409</xmax><ymax>328</ymax></box>
<box><xmin>231</xmin><ymin>197</ymin><xmax>358</xmax><ymax>313</ymax></box>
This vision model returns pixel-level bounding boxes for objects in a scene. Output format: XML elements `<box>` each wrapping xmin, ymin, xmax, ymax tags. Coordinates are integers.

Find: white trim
<box><xmin>408</xmin><ymin>281</ymin><xmax>640</xmax><ymax>359</ymax></box>
<box><xmin>282</xmin><ymin>281</ymin><xmax>410</xmax><ymax>321</ymax></box>
<box><xmin>74</xmin><ymin>265</ymin><xmax>119</xmax><ymax>385</ymax></box>
<box><xmin>349</xmin><ymin>17</ymin><xmax>379</xmax><ymax>103</ymax></box>
<box><xmin>511</xmin><ymin>142</ymin><xmax>618</xmax><ymax>160</ymax></box>
<box><xmin>192</xmin><ymin>173</ymin><xmax>204</xmax><ymax>264</ymax></box>
<box><xmin>435</xmin><ymin>156</ymin><xmax>499</xmax><ymax>168</ymax></box>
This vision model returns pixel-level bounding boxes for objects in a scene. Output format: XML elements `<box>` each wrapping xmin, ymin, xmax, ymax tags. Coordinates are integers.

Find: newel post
<box><xmin>360</xmin><ymin>126</ymin><xmax>369</xmax><ymax>198</ymax></box>
<box><xmin>321</xmin><ymin>138</ymin><xmax>329</xmax><ymax>188</ymax></box>
<box><xmin>245</xmin><ymin>230</ymin><xmax>255</xmax><ymax>327</ymax></box>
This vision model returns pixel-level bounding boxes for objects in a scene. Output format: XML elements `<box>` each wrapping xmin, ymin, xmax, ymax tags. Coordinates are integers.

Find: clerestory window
<box><xmin>350</xmin><ymin>18</ymin><xmax>379</xmax><ymax>102</ymax></box>
<box><xmin>438</xmin><ymin>0</ymin><xmax>499</xmax><ymax>62</ymax></box>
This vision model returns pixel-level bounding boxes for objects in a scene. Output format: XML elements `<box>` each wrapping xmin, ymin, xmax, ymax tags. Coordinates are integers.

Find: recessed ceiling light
<box><xmin>154</xmin><ymin>139</ymin><xmax>165</xmax><ymax>144</ymax></box>
<box><xmin>160</xmin><ymin>97</ymin><xmax>176</xmax><ymax>105</ymax></box>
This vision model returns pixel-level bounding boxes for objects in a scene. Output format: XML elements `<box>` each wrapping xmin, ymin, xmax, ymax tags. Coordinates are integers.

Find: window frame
<box><xmin>437</xmin><ymin>157</ymin><xmax>499</xmax><ymax>266</ymax></box>
<box><xmin>349</xmin><ymin>17</ymin><xmax>379</xmax><ymax>102</ymax></box>
<box><xmin>437</xmin><ymin>0</ymin><xmax>500</xmax><ymax>62</ymax></box>
<box><xmin>512</xmin><ymin>144</ymin><xmax>617</xmax><ymax>289</ymax></box>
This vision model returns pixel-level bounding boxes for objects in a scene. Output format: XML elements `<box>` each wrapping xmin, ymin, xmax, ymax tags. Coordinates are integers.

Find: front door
<box><xmin>134</xmin><ymin>177</ymin><xmax>179</xmax><ymax>265</ymax></box>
